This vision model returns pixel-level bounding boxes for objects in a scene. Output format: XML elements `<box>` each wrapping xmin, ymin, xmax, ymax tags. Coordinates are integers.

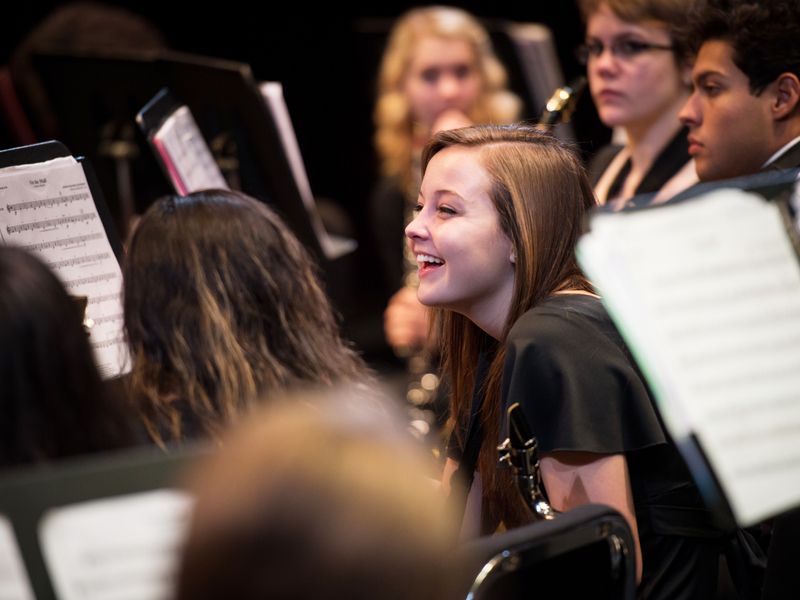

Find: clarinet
<box><xmin>498</xmin><ymin>403</ymin><xmax>558</xmax><ymax>521</ymax></box>
<box><xmin>536</xmin><ymin>76</ymin><xmax>586</xmax><ymax>131</ymax></box>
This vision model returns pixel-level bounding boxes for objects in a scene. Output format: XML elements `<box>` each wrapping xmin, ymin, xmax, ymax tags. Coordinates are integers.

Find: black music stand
<box><xmin>459</xmin><ymin>504</ymin><xmax>636</xmax><ymax>600</ymax></box>
<box><xmin>34</xmin><ymin>50</ymin><xmax>332</xmax><ymax>263</ymax></box>
<box><xmin>0</xmin><ymin>445</ymin><xmax>204</xmax><ymax>600</ymax></box>
<box><xmin>626</xmin><ymin>167</ymin><xmax>800</xmax><ymax>212</ymax></box>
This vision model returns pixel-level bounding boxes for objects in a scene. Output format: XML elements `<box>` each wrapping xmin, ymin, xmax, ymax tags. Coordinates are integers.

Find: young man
<box><xmin>679</xmin><ymin>0</ymin><xmax>800</xmax><ymax>181</ymax></box>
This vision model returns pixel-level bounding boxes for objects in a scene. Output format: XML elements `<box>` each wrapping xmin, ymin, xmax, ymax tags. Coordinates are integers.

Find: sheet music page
<box><xmin>152</xmin><ymin>106</ymin><xmax>228</xmax><ymax>195</ymax></box>
<box><xmin>578</xmin><ymin>188</ymin><xmax>800</xmax><ymax>525</ymax></box>
<box><xmin>259</xmin><ymin>82</ymin><xmax>355</xmax><ymax>259</ymax></box>
<box><xmin>0</xmin><ymin>156</ymin><xmax>128</xmax><ymax>378</ymax></box>
<box><xmin>0</xmin><ymin>515</ymin><xmax>34</xmax><ymax>600</ymax></box>
<box><xmin>39</xmin><ymin>490</ymin><xmax>192</xmax><ymax>600</ymax></box>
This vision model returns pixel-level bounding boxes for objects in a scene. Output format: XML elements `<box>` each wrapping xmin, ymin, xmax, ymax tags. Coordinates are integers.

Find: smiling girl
<box><xmin>407</xmin><ymin>124</ymin><xmax>723</xmax><ymax>599</ymax></box>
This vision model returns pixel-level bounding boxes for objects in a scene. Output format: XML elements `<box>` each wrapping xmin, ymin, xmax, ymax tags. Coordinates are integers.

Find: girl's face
<box><xmin>403</xmin><ymin>36</ymin><xmax>482</xmax><ymax>131</ymax></box>
<box><xmin>585</xmin><ymin>4</ymin><xmax>688</xmax><ymax>131</ymax></box>
<box><xmin>405</xmin><ymin>145</ymin><xmax>515</xmax><ymax>332</ymax></box>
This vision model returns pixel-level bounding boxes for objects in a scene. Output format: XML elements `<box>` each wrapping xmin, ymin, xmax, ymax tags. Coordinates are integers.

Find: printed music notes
<box><xmin>578</xmin><ymin>188</ymin><xmax>800</xmax><ymax>526</ymax></box>
<box><xmin>146</xmin><ymin>106</ymin><xmax>228</xmax><ymax>196</ymax></box>
<box><xmin>39</xmin><ymin>490</ymin><xmax>192</xmax><ymax>600</ymax></box>
<box><xmin>0</xmin><ymin>156</ymin><xmax>128</xmax><ymax>378</ymax></box>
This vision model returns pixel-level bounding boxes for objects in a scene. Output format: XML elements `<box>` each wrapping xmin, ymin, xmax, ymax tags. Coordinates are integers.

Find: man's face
<box><xmin>680</xmin><ymin>40</ymin><xmax>776</xmax><ymax>181</ymax></box>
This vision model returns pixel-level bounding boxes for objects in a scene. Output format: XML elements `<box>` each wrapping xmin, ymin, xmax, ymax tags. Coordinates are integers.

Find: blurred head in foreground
<box><xmin>175</xmin><ymin>387</ymin><xmax>459</xmax><ymax>600</ymax></box>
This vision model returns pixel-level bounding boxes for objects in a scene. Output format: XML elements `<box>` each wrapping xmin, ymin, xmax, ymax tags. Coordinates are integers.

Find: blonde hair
<box><xmin>374</xmin><ymin>6</ymin><xmax>521</xmax><ymax>191</ymax></box>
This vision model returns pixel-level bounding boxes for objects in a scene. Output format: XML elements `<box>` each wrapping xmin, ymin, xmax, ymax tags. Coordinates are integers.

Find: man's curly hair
<box><xmin>687</xmin><ymin>0</ymin><xmax>800</xmax><ymax>94</ymax></box>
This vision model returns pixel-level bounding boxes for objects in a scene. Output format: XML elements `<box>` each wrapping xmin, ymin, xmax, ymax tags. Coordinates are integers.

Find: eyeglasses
<box><xmin>576</xmin><ymin>39</ymin><xmax>674</xmax><ymax>65</ymax></box>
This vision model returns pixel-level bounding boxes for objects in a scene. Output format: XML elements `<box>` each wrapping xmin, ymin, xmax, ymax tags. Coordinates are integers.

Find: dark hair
<box><xmin>578</xmin><ymin>0</ymin><xmax>699</xmax><ymax>65</ymax></box>
<box><xmin>422</xmin><ymin>125</ymin><xmax>595</xmax><ymax>529</ymax></box>
<box><xmin>176</xmin><ymin>388</ymin><xmax>459</xmax><ymax>600</ymax></box>
<box><xmin>0</xmin><ymin>246</ymin><xmax>134</xmax><ymax>467</ymax></box>
<box><xmin>124</xmin><ymin>190</ymin><xmax>368</xmax><ymax>445</ymax></box>
<box><xmin>686</xmin><ymin>0</ymin><xmax>800</xmax><ymax>94</ymax></box>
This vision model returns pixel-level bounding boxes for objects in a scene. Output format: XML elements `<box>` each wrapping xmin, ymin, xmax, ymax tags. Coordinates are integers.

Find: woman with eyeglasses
<box><xmin>579</xmin><ymin>0</ymin><xmax>699</xmax><ymax>207</ymax></box>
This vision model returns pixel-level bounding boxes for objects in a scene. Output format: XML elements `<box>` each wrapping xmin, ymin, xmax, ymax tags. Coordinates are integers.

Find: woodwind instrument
<box><xmin>498</xmin><ymin>403</ymin><xmax>558</xmax><ymax>521</ymax></box>
<box><xmin>536</xmin><ymin>76</ymin><xmax>586</xmax><ymax>132</ymax></box>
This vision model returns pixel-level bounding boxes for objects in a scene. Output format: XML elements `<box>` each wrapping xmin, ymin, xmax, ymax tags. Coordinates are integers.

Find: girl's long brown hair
<box><xmin>422</xmin><ymin>125</ymin><xmax>596</xmax><ymax>530</ymax></box>
<box><xmin>124</xmin><ymin>190</ymin><xmax>367</xmax><ymax>445</ymax></box>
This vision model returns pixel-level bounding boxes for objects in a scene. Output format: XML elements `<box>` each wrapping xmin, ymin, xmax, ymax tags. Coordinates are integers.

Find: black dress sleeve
<box><xmin>500</xmin><ymin>306</ymin><xmax>668</xmax><ymax>455</ymax></box>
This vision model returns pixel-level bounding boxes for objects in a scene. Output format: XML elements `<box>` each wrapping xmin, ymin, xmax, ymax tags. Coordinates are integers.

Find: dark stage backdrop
<box><xmin>4</xmin><ymin>1</ymin><xmax>608</xmax><ymax>357</ymax></box>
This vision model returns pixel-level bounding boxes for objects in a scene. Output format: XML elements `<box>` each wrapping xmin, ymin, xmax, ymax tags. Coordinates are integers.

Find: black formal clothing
<box><xmin>764</xmin><ymin>138</ymin><xmax>800</xmax><ymax>171</ymax></box>
<box><xmin>590</xmin><ymin>128</ymin><xmax>695</xmax><ymax>206</ymax></box>
<box><xmin>501</xmin><ymin>295</ymin><xmax>723</xmax><ymax>600</ymax></box>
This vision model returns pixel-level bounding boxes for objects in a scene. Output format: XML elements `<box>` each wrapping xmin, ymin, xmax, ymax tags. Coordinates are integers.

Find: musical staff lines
<box><xmin>91</xmin><ymin>313</ymin><xmax>123</xmax><ymax>326</ymax></box>
<box><xmin>24</xmin><ymin>232</ymin><xmax>105</xmax><ymax>252</ymax></box>
<box><xmin>66</xmin><ymin>272</ymin><xmax>118</xmax><ymax>289</ymax></box>
<box><xmin>88</xmin><ymin>293</ymin><xmax>122</xmax><ymax>306</ymax></box>
<box><xmin>0</xmin><ymin>155</ymin><xmax>129</xmax><ymax>378</ymax></box>
<box><xmin>49</xmin><ymin>252</ymin><xmax>110</xmax><ymax>270</ymax></box>
<box><xmin>6</xmin><ymin>191</ymin><xmax>90</xmax><ymax>214</ymax></box>
<box><xmin>94</xmin><ymin>337</ymin><xmax>125</xmax><ymax>350</ymax></box>
<box><xmin>6</xmin><ymin>212</ymin><xmax>97</xmax><ymax>235</ymax></box>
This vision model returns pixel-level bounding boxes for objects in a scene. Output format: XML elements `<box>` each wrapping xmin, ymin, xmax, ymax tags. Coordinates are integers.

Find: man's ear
<box><xmin>773</xmin><ymin>72</ymin><xmax>800</xmax><ymax>120</ymax></box>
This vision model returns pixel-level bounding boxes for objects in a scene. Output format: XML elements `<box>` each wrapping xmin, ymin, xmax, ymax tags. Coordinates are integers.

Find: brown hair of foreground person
<box><xmin>175</xmin><ymin>388</ymin><xmax>460</xmax><ymax>600</ymax></box>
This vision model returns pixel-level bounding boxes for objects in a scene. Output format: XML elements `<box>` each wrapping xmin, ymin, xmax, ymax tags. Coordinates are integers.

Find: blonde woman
<box><xmin>371</xmin><ymin>5</ymin><xmax>521</xmax><ymax>353</ymax></box>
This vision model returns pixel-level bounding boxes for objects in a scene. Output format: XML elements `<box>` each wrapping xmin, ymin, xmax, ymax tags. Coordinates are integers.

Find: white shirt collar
<box><xmin>763</xmin><ymin>135</ymin><xmax>800</xmax><ymax>167</ymax></box>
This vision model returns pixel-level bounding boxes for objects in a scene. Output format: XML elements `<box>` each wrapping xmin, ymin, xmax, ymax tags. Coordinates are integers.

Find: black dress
<box><xmin>501</xmin><ymin>295</ymin><xmax>724</xmax><ymax>600</ymax></box>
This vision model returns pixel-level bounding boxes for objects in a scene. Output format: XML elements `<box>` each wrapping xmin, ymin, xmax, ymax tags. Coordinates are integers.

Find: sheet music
<box><xmin>578</xmin><ymin>188</ymin><xmax>800</xmax><ymax>525</ymax></box>
<box><xmin>0</xmin><ymin>515</ymin><xmax>34</xmax><ymax>600</ymax></box>
<box><xmin>39</xmin><ymin>490</ymin><xmax>192</xmax><ymax>600</ymax></box>
<box><xmin>259</xmin><ymin>82</ymin><xmax>355</xmax><ymax>259</ymax></box>
<box><xmin>151</xmin><ymin>105</ymin><xmax>228</xmax><ymax>195</ymax></box>
<box><xmin>0</xmin><ymin>156</ymin><xmax>128</xmax><ymax>378</ymax></box>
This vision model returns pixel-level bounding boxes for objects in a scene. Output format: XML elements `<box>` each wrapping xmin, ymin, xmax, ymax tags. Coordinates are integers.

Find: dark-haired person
<box><xmin>409</xmin><ymin>124</ymin><xmax>723</xmax><ymax>598</ymax></box>
<box><xmin>678</xmin><ymin>4</ymin><xmax>800</xmax><ymax>597</ymax></box>
<box><xmin>580</xmin><ymin>0</ymin><xmax>700</xmax><ymax>207</ymax></box>
<box><xmin>123</xmin><ymin>190</ymin><xmax>369</xmax><ymax>446</ymax></box>
<box><xmin>679</xmin><ymin>0</ymin><xmax>800</xmax><ymax>181</ymax></box>
<box><xmin>0</xmin><ymin>247</ymin><xmax>136</xmax><ymax>467</ymax></box>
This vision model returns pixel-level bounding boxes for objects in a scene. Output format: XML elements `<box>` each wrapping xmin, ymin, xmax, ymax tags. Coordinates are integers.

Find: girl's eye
<box><xmin>453</xmin><ymin>64</ymin><xmax>473</xmax><ymax>80</ymax></box>
<box><xmin>412</xmin><ymin>203</ymin><xmax>423</xmax><ymax>213</ymax></box>
<box><xmin>421</xmin><ymin>68</ymin><xmax>440</xmax><ymax>84</ymax></box>
<box><xmin>438</xmin><ymin>205</ymin><xmax>456</xmax><ymax>215</ymax></box>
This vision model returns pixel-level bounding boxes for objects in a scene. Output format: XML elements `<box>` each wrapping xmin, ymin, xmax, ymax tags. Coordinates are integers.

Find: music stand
<box><xmin>459</xmin><ymin>504</ymin><xmax>636</xmax><ymax>600</ymax></box>
<box><xmin>0</xmin><ymin>445</ymin><xmax>204</xmax><ymax>600</ymax></box>
<box><xmin>35</xmin><ymin>50</ymin><xmax>342</xmax><ymax>264</ymax></box>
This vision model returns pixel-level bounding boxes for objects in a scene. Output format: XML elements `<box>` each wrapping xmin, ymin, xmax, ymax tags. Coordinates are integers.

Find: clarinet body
<box><xmin>498</xmin><ymin>402</ymin><xmax>559</xmax><ymax>521</ymax></box>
